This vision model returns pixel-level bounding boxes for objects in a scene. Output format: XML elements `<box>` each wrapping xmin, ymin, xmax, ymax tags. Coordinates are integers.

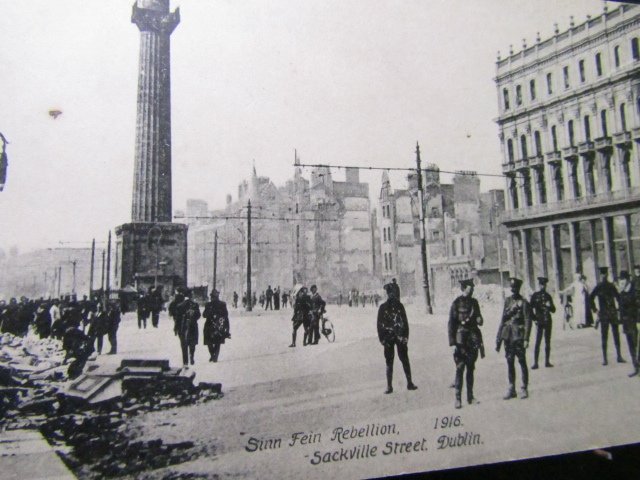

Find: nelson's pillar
<box><xmin>115</xmin><ymin>0</ymin><xmax>187</xmax><ymax>296</ymax></box>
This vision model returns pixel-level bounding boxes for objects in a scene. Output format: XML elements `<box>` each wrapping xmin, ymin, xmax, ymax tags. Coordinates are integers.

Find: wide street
<box><xmin>93</xmin><ymin>299</ymin><xmax>640</xmax><ymax>479</ymax></box>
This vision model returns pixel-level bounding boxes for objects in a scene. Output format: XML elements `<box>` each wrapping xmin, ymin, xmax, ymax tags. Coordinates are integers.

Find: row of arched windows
<box><xmin>506</xmin><ymin>102</ymin><xmax>633</xmax><ymax>162</ymax></box>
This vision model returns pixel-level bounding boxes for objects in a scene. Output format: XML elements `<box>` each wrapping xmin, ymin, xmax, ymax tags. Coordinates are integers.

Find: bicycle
<box><xmin>321</xmin><ymin>314</ymin><xmax>335</xmax><ymax>343</ymax></box>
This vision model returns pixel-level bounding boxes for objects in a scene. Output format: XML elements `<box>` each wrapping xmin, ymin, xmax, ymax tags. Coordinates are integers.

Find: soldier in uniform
<box><xmin>203</xmin><ymin>289</ymin><xmax>231</xmax><ymax>362</ymax></box>
<box><xmin>106</xmin><ymin>301</ymin><xmax>121</xmax><ymax>354</ymax></box>
<box><xmin>309</xmin><ymin>284</ymin><xmax>326</xmax><ymax>345</ymax></box>
<box><xmin>149</xmin><ymin>286</ymin><xmax>163</xmax><ymax>328</ymax></box>
<box><xmin>496</xmin><ymin>277</ymin><xmax>532</xmax><ymax>400</ymax></box>
<box><xmin>377</xmin><ymin>282</ymin><xmax>418</xmax><ymax>394</ymax></box>
<box><xmin>590</xmin><ymin>266</ymin><xmax>625</xmax><ymax>365</ymax></box>
<box><xmin>448</xmin><ymin>279</ymin><xmax>484</xmax><ymax>409</ymax></box>
<box><xmin>618</xmin><ymin>271</ymin><xmax>638</xmax><ymax>377</ymax></box>
<box><xmin>530</xmin><ymin>277</ymin><xmax>556</xmax><ymax>369</ymax></box>
<box><xmin>289</xmin><ymin>285</ymin><xmax>311</xmax><ymax>347</ymax></box>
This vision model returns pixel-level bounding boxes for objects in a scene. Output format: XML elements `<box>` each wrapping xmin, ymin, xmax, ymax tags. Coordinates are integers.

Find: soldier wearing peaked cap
<box><xmin>448</xmin><ymin>279</ymin><xmax>484</xmax><ymax>409</ymax></box>
<box><xmin>530</xmin><ymin>277</ymin><xmax>556</xmax><ymax>369</ymax></box>
<box><xmin>632</xmin><ymin>265</ymin><xmax>640</xmax><ymax>325</ymax></box>
<box><xmin>590</xmin><ymin>266</ymin><xmax>625</xmax><ymax>366</ymax></box>
<box><xmin>617</xmin><ymin>271</ymin><xmax>638</xmax><ymax>377</ymax></box>
<box><xmin>496</xmin><ymin>277</ymin><xmax>532</xmax><ymax>400</ymax></box>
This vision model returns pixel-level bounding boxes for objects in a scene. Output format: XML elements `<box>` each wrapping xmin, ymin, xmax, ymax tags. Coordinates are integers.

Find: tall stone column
<box><xmin>131</xmin><ymin>0</ymin><xmax>180</xmax><ymax>223</ymax></box>
<box><xmin>115</xmin><ymin>1</ymin><xmax>187</xmax><ymax>294</ymax></box>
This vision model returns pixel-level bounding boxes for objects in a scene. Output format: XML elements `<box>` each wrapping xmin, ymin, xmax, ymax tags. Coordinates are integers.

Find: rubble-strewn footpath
<box><xmin>0</xmin><ymin>332</ymin><xmax>222</xmax><ymax>478</ymax></box>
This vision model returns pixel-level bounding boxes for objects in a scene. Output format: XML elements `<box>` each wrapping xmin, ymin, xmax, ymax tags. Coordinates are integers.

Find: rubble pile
<box><xmin>1</xmin><ymin>333</ymin><xmax>223</xmax><ymax>478</ymax></box>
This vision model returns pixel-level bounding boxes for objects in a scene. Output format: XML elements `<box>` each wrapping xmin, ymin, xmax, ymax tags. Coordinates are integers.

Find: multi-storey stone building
<box><xmin>496</xmin><ymin>3</ymin><xmax>640</xmax><ymax>292</ymax></box>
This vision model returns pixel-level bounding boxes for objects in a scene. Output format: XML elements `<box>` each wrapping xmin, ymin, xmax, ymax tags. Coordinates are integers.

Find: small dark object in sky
<box><xmin>49</xmin><ymin>109</ymin><xmax>62</xmax><ymax>119</ymax></box>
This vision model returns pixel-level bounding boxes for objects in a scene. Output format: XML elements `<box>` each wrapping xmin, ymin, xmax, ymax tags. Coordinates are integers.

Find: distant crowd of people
<box><xmin>0</xmin><ymin>294</ymin><xmax>121</xmax><ymax>378</ymax></box>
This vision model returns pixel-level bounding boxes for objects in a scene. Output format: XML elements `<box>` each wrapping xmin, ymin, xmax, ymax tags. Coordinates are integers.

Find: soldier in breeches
<box><xmin>496</xmin><ymin>277</ymin><xmax>532</xmax><ymax>400</ymax></box>
<box><xmin>448</xmin><ymin>279</ymin><xmax>484</xmax><ymax>409</ymax></box>
<box><xmin>590</xmin><ymin>266</ymin><xmax>625</xmax><ymax>366</ymax></box>
<box><xmin>618</xmin><ymin>271</ymin><xmax>638</xmax><ymax>377</ymax></box>
<box><xmin>530</xmin><ymin>277</ymin><xmax>556</xmax><ymax>369</ymax></box>
<box><xmin>377</xmin><ymin>283</ymin><xmax>418</xmax><ymax>394</ymax></box>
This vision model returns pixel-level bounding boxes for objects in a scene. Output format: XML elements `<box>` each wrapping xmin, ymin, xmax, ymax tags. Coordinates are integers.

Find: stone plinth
<box><xmin>115</xmin><ymin>222</ymin><xmax>187</xmax><ymax>296</ymax></box>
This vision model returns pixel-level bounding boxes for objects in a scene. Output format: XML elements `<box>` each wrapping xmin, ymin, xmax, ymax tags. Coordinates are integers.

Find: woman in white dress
<box><xmin>562</xmin><ymin>273</ymin><xmax>590</xmax><ymax>329</ymax></box>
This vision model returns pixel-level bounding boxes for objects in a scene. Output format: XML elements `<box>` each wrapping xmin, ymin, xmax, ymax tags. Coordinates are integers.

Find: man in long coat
<box><xmin>289</xmin><ymin>286</ymin><xmax>311</xmax><ymax>347</ymax></box>
<box><xmin>176</xmin><ymin>288</ymin><xmax>200</xmax><ymax>367</ymax></box>
<box><xmin>377</xmin><ymin>283</ymin><xmax>418</xmax><ymax>394</ymax></box>
<box><xmin>496</xmin><ymin>277</ymin><xmax>532</xmax><ymax>400</ymax></box>
<box><xmin>309</xmin><ymin>285</ymin><xmax>326</xmax><ymax>345</ymax></box>
<box><xmin>203</xmin><ymin>289</ymin><xmax>230</xmax><ymax>362</ymax></box>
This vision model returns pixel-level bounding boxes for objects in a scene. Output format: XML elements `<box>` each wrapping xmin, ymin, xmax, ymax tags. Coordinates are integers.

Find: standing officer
<box><xmin>618</xmin><ymin>271</ymin><xmax>638</xmax><ymax>377</ymax></box>
<box><xmin>265</xmin><ymin>286</ymin><xmax>274</xmax><ymax>310</ymax></box>
<box><xmin>203</xmin><ymin>289</ymin><xmax>231</xmax><ymax>362</ymax></box>
<box><xmin>496</xmin><ymin>277</ymin><xmax>532</xmax><ymax>400</ymax></box>
<box><xmin>377</xmin><ymin>282</ymin><xmax>418</xmax><ymax>394</ymax></box>
<box><xmin>149</xmin><ymin>286</ymin><xmax>163</xmax><ymax>328</ymax></box>
<box><xmin>590</xmin><ymin>266</ymin><xmax>625</xmax><ymax>365</ymax></box>
<box><xmin>106</xmin><ymin>301</ymin><xmax>121</xmax><ymax>355</ymax></box>
<box><xmin>448</xmin><ymin>279</ymin><xmax>484</xmax><ymax>409</ymax></box>
<box><xmin>530</xmin><ymin>277</ymin><xmax>556</xmax><ymax>369</ymax></box>
<box><xmin>309</xmin><ymin>285</ymin><xmax>326</xmax><ymax>344</ymax></box>
<box><xmin>632</xmin><ymin>265</ymin><xmax>640</xmax><ymax>324</ymax></box>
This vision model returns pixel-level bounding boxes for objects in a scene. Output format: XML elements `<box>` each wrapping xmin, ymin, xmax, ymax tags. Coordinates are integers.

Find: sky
<box><xmin>0</xmin><ymin>0</ymin><xmax>607</xmax><ymax>253</ymax></box>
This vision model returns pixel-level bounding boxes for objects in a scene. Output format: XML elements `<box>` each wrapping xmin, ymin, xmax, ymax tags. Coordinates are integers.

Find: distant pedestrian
<box><xmin>34</xmin><ymin>303</ymin><xmax>52</xmax><ymax>339</ymax></box>
<box><xmin>203</xmin><ymin>289</ymin><xmax>230</xmax><ymax>362</ymax></box>
<box><xmin>149</xmin><ymin>286</ymin><xmax>163</xmax><ymax>328</ymax></box>
<box><xmin>390</xmin><ymin>278</ymin><xmax>400</xmax><ymax>299</ymax></box>
<box><xmin>274</xmin><ymin>287</ymin><xmax>280</xmax><ymax>310</ymax></box>
<box><xmin>377</xmin><ymin>283</ymin><xmax>418</xmax><ymax>394</ymax></box>
<box><xmin>136</xmin><ymin>290</ymin><xmax>149</xmax><ymax>329</ymax></box>
<box><xmin>496</xmin><ymin>277</ymin><xmax>531</xmax><ymax>400</ymax></box>
<box><xmin>309</xmin><ymin>285</ymin><xmax>326</xmax><ymax>345</ymax></box>
<box><xmin>282</xmin><ymin>291</ymin><xmax>289</xmax><ymax>308</ymax></box>
<box><xmin>233</xmin><ymin>291</ymin><xmax>239</xmax><ymax>309</ymax></box>
<box><xmin>265</xmin><ymin>285</ymin><xmax>274</xmax><ymax>310</ymax></box>
<box><xmin>106</xmin><ymin>301</ymin><xmax>121</xmax><ymax>355</ymax></box>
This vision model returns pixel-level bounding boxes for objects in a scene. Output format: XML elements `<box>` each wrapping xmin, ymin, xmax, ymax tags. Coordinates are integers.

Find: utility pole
<box><xmin>213</xmin><ymin>230</ymin><xmax>218</xmax><ymax>291</ymax></box>
<box><xmin>246</xmin><ymin>200</ymin><xmax>252</xmax><ymax>312</ymax></box>
<box><xmin>105</xmin><ymin>231</ymin><xmax>112</xmax><ymax>303</ymax></box>
<box><xmin>415</xmin><ymin>142</ymin><xmax>433</xmax><ymax>314</ymax></box>
<box><xmin>57</xmin><ymin>266</ymin><xmax>61</xmax><ymax>298</ymax></box>
<box><xmin>89</xmin><ymin>238</ymin><xmax>95</xmax><ymax>298</ymax></box>
<box><xmin>71</xmin><ymin>260</ymin><xmax>77</xmax><ymax>295</ymax></box>
<box><xmin>101</xmin><ymin>250</ymin><xmax>105</xmax><ymax>294</ymax></box>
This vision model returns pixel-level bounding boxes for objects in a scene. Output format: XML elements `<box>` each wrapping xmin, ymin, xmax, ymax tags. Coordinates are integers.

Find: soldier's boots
<box><xmin>503</xmin><ymin>385</ymin><xmax>517</xmax><ymax>400</ymax></box>
<box><xmin>531</xmin><ymin>363</ymin><xmax>539</xmax><ymax>370</ymax></box>
<box><xmin>628</xmin><ymin>369</ymin><xmax>639</xmax><ymax>377</ymax></box>
<box><xmin>468</xmin><ymin>396</ymin><xmax>480</xmax><ymax>405</ymax></box>
<box><xmin>520</xmin><ymin>386</ymin><xmax>529</xmax><ymax>399</ymax></box>
<box><xmin>407</xmin><ymin>381</ymin><xmax>418</xmax><ymax>391</ymax></box>
<box><xmin>455</xmin><ymin>398</ymin><xmax>462</xmax><ymax>409</ymax></box>
<box><xmin>617</xmin><ymin>355</ymin><xmax>626</xmax><ymax>363</ymax></box>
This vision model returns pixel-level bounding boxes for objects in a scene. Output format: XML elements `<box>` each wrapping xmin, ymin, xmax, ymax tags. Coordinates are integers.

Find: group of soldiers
<box><xmin>258</xmin><ymin>285</ymin><xmax>290</xmax><ymax>310</ymax></box>
<box><xmin>167</xmin><ymin>287</ymin><xmax>231</xmax><ymax>367</ymax></box>
<box><xmin>0</xmin><ymin>294</ymin><xmax>121</xmax><ymax>378</ymax></box>
<box><xmin>444</xmin><ymin>264</ymin><xmax>640</xmax><ymax>409</ymax></box>
<box><xmin>342</xmin><ymin>289</ymin><xmax>382</xmax><ymax>308</ymax></box>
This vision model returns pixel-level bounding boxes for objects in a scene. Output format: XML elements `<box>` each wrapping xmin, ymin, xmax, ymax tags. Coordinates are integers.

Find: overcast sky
<box><xmin>0</xmin><ymin>0</ymin><xmax>607</xmax><ymax>253</ymax></box>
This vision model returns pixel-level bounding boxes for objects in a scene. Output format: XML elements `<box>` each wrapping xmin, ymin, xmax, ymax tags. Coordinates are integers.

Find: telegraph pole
<box><xmin>213</xmin><ymin>230</ymin><xmax>218</xmax><ymax>291</ymax></box>
<box><xmin>415</xmin><ymin>142</ymin><xmax>433</xmax><ymax>314</ymax></box>
<box><xmin>101</xmin><ymin>250</ymin><xmax>105</xmax><ymax>293</ymax></box>
<box><xmin>89</xmin><ymin>238</ymin><xmax>95</xmax><ymax>298</ymax></box>
<box><xmin>71</xmin><ymin>260</ymin><xmax>77</xmax><ymax>295</ymax></box>
<box><xmin>105</xmin><ymin>231</ymin><xmax>112</xmax><ymax>303</ymax></box>
<box><xmin>57</xmin><ymin>266</ymin><xmax>62</xmax><ymax>298</ymax></box>
<box><xmin>246</xmin><ymin>200</ymin><xmax>252</xmax><ymax>311</ymax></box>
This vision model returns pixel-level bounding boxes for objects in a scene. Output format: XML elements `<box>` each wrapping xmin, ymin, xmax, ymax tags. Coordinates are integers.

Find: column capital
<box><xmin>132</xmin><ymin>3</ymin><xmax>180</xmax><ymax>34</ymax></box>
